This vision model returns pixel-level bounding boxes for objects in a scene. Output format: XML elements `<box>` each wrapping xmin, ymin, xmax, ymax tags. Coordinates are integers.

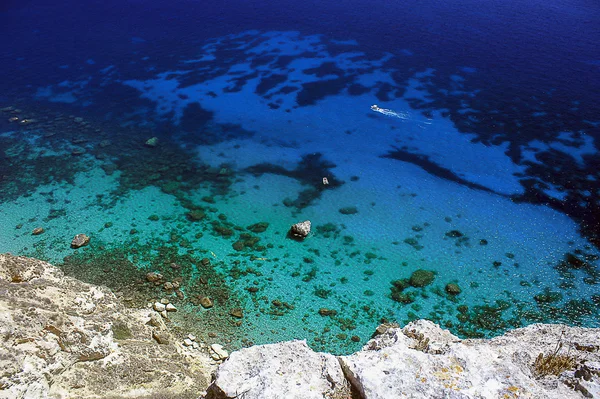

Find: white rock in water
<box><xmin>153</xmin><ymin>302</ymin><xmax>166</xmax><ymax>312</ymax></box>
<box><xmin>165</xmin><ymin>303</ymin><xmax>177</xmax><ymax>312</ymax></box>
<box><xmin>209</xmin><ymin>344</ymin><xmax>229</xmax><ymax>361</ymax></box>
<box><xmin>289</xmin><ymin>220</ymin><xmax>311</xmax><ymax>239</ymax></box>
<box><xmin>70</xmin><ymin>234</ymin><xmax>90</xmax><ymax>249</ymax></box>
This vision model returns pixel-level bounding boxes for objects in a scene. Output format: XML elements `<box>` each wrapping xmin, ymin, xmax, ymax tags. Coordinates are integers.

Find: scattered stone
<box><xmin>70</xmin><ymin>234</ymin><xmax>90</xmax><ymax>249</ymax></box>
<box><xmin>165</xmin><ymin>303</ymin><xmax>177</xmax><ymax>312</ymax></box>
<box><xmin>160</xmin><ymin>310</ymin><xmax>168</xmax><ymax>319</ymax></box>
<box><xmin>192</xmin><ymin>342</ymin><xmax>199</xmax><ymax>349</ymax></box>
<box><xmin>160</xmin><ymin>298</ymin><xmax>170</xmax><ymax>305</ymax></box>
<box><xmin>289</xmin><ymin>220</ymin><xmax>311</xmax><ymax>239</ymax></box>
<box><xmin>229</xmin><ymin>308</ymin><xmax>243</xmax><ymax>318</ymax></box>
<box><xmin>445</xmin><ymin>283</ymin><xmax>462</xmax><ymax>295</ymax></box>
<box><xmin>32</xmin><ymin>227</ymin><xmax>44</xmax><ymax>235</ymax></box>
<box><xmin>318</xmin><ymin>308</ymin><xmax>337</xmax><ymax>317</ymax></box>
<box><xmin>153</xmin><ymin>302</ymin><xmax>166</xmax><ymax>312</ymax></box>
<box><xmin>351</xmin><ymin>335</ymin><xmax>361</xmax><ymax>342</ymax></box>
<box><xmin>479</xmin><ymin>239</ymin><xmax>488</xmax><ymax>245</ymax></box>
<box><xmin>188</xmin><ymin>334</ymin><xmax>196</xmax><ymax>341</ymax></box>
<box><xmin>146</xmin><ymin>272</ymin><xmax>163</xmax><ymax>282</ymax></box>
<box><xmin>152</xmin><ymin>330</ymin><xmax>169</xmax><ymax>345</ymax></box>
<box><xmin>163</xmin><ymin>281</ymin><xmax>174</xmax><ymax>290</ymax></box>
<box><xmin>209</xmin><ymin>344</ymin><xmax>229</xmax><ymax>361</ymax></box>
<box><xmin>99</xmin><ymin>139</ymin><xmax>111</xmax><ymax>147</ymax></box>
<box><xmin>71</xmin><ymin>147</ymin><xmax>85</xmax><ymax>156</ymax></box>
<box><xmin>145</xmin><ymin>137</ymin><xmax>159</xmax><ymax>147</ymax></box>
<box><xmin>200</xmin><ymin>297</ymin><xmax>213</xmax><ymax>309</ymax></box>
<box><xmin>184</xmin><ymin>338</ymin><xmax>193</xmax><ymax>347</ymax></box>
<box><xmin>201</xmin><ymin>258</ymin><xmax>211</xmax><ymax>266</ymax></box>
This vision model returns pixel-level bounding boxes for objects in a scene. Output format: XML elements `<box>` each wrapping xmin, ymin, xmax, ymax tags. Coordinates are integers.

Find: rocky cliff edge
<box><xmin>205</xmin><ymin>315</ymin><xmax>600</xmax><ymax>399</ymax></box>
<box><xmin>0</xmin><ymin>254</ymin><xmax>215</xmax><ymax>399</ymax></box>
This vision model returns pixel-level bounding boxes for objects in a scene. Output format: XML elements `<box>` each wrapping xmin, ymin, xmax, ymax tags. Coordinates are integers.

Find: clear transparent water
<box><xmin>1</xmin><ymin>0</ymin><xmax>599</xmax><ymax>355</ymax></box>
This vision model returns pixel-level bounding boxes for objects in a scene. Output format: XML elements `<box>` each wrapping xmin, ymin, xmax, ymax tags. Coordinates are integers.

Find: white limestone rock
<box><xmin>210</xmin><ymin>344</ymin><xmax>229</xmax><ymax>361</ymax></box>
<box><xmin>166</xmin><ymin>303</ymin><xmax>177</xmax><ymax>312</ymax></box>
<box><xmin>206</xmin><ymin>319</ymin><xmax>600</xmax><ymax>399</ymax></box>
<box><xmin>0</xmin><ymin>254</ymin><xmax>215</xmax><ymax>398</ymax></box>
<box><xmin>289</xmin><ymin>220</ymin><xmax>311</xmax><ymax>239</ymax></box>
<box><xmin>341</xmin><ymin>320</ymin><xmax>599</xmax><ymax>399</ymax></box>
<box><xmin>205</xmin><ymin>340</ymin><xmax>350</xmax><ymax>399</ymax></box>
<box><xmin>153</xmin><ymin>302</ymin><xmax>166</xmax><ymax>312</ymax></box>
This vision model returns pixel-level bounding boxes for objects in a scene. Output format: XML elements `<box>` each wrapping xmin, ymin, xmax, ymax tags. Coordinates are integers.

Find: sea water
<box><xmin>0</xmin><ymin>0</ymin><xmax>599</xmax><ymax>355</ymax></box>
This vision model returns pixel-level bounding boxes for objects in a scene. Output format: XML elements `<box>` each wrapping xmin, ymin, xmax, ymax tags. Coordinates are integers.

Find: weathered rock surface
<box><xmin>206</xmin><ymin>320</ymin><xmax>600</xmax><ymax>399</ymax></box>
<box><xmin>289</xmin><ymin>220</ymin><xmax>311</xmax><ymax>239</ymax></box>
<box><xmin>0</xmin><ymin>254</ymin><xmax>214</xmax><ymax>399</ymax></box>
<box><xmin>205</xmin><ymin>340</ymin><xmax>350</xmax><ymax>399</ymax></box>
<box><xmin>70</xmin><ymin>233</ymin><xmax>90</xmax><ymax>249</ymax></box>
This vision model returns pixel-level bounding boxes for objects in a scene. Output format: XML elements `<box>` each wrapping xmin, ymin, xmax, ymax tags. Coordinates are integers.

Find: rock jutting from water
<box><xmin>289</xmin><ymin>220</ymin><xmax>311</xmax><ymax>240</ymax></box>
<box><xmin>70</xmin><ymin>233</ymin><xmax>90</xmax><ymax>248</ymax></box>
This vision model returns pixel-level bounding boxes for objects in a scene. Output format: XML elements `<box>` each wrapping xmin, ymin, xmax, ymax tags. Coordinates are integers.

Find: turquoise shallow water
<box><xmin>1</xmin><ymin>9</ymin><xmax>600</xmax><ymax>355</ymax></box>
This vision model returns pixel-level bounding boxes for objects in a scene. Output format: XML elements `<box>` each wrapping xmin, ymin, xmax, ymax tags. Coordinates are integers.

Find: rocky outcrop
<box><xmin>206</xmin><ymin>320</ymin><xmax>600</xmax><ymax>399</ymax></box>
<box><xmin>205</xmin><ymin>340</ymin><xmax>351</xmax><ymax>399</ymax></box>
<box><xmin>0</xmin><ymin>254</ymin><xmax>214</xmax><ymax>399</ymax></box>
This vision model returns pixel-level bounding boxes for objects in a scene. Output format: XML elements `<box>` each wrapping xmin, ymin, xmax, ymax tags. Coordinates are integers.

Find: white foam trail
<box><xmin>371</xmin><ymin>104</ymin><xmax>432</xmax><ymax>126</ymax></box>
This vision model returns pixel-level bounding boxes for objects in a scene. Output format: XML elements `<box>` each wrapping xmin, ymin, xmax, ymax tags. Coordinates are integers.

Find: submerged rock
<box><xmin>289</xmin><ymin>220</ymin><xmax>311</xmax><ymax>239</ymax></box>
<box><xmin>409</xmin><ymin>269</ymin><xmax>435</xmax><ymax>287</ymax></box>
<box><xmin>144</xmin><ymin>136</ymin><xmax>159</xmax><ymax>147</ymax></box>
<box><xmin>445</xmin><ymin>283</ymin><xmax>462</xmax><ymax>295</ymax></box>
<box><xmin>200</xmin><ymin>296</ymin><xmax>214</xmax><ymax>308</ymax></box>
<box><xmin>32</xmin><ymin>227</ymin><xmax>44</xmax><ymax>235</ymax></box>
<box><xmin>70</xmin><ymin>233</ymin><xmax>90</xmax><ymax>248</ymax></box>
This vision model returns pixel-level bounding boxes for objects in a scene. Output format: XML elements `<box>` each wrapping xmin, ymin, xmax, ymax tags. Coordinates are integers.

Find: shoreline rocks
<box><xmin>205</xmin><ymin>320</ymin><xmax>600</xmax><ymax>399</ymax></box>
<box><xmin>0</xmin><ymin>254</ymin><xmax>214</xmax><ymax>398</ymax></box>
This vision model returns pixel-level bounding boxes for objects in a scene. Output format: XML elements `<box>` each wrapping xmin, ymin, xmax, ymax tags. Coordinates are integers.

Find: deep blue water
<box><xmin>1</xmin><ymin>0</ymin><xmax>599</xmax><ymax>353</ymax></box>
